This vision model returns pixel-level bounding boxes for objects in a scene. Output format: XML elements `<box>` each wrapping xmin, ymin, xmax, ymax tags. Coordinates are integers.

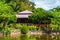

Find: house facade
<box><xmin>16</xmin><ymin>10</ymin><xmax>32</xmax><ymax>23</ymax></box>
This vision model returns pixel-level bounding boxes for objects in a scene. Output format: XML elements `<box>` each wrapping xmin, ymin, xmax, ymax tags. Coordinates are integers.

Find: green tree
<box><xmin>29</xmin><ymin>8</ymin><xmax>52</xmax><ymax>24</ymax></box>
<box><xmin>19</xmin><ymin>2</ymin><xmax>33</xmax><ymax>11</ymax></box>
<box><xmin>49</xmin><ymin>6</ymin><xmax>60</xmax><ymax>30</ymax></box>
<box><xmin>3</xmin><ymin>0</ymin><xmax>35</xmax><ymax>12</ymax></box>
<box><xmin>21</xmin><ymin>25</ymin><xmax>29</xmax><ymax>34</ymax></box>
<box><xmin>50</xmin><ymin>11</ymin><xmax>60</xmax><ymax>30</ymax></box>
<box><xmin>49</xmin><ymin>6</ymin><xmax>60</xmax><ymax>12</ymax></box>
<box><xmin>0</xmin><ymin>2</ymin><xmax>16</xmax><ymax>36</ymax></box>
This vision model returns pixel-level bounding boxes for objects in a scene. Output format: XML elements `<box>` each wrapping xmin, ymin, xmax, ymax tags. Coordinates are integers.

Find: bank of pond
<box><xmin>0</xmin><ymin>24</ymin><xmax>60</xmax><ymax>36</ymax></box>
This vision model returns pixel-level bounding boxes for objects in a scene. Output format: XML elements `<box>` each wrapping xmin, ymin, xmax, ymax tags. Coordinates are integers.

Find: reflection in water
<box><xmin>0</xmin><ymin>35</ymin><xmax>60</xmax><ymax>40</ymax></box>
<box><xmin>20</xmin><ymin>35</ymin><xmax>29</xmax><ymax>40</ymax></box>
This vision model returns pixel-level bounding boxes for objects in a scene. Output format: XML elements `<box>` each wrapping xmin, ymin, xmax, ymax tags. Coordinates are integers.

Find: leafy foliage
<box><xmin>0</xmin><ymin>2</ymin><xmax>16</xmax><ymax>36</ymax></box>
<box><xmin>29</xmin><ymin>8</ymin><xmax>52</xmax><ymax>24</ymax></box>
<box><xmin>3</xmin><ymin>0</ymin><xmax>35</xmax><ymax>12</ymax></box>
<box><xmin>0</xmin><ymin>0</ymin><xmax>60</xmax><ymax>34</ymax></box>
<box><xmin>49</xmin><ymin>7</ymin><xmax>60</xmax><ymax>30</ymax></box>
<box><xmin>4</xmin><ymin>27</ymin><xmax>11</xmax><ymax>35</ymax></box>
<box><xmin>16</xmin><ymin>24</ymin><xmax>23</xmax><ymax>29</ymax></box>
<box><xmin>0</xmin><ymin>2</ymin><xmax>16</xmax><ymax>23</ymax></box>
<box><xmin>21</xmin><ymin>25</ymin><xmax>29</xmax><ymax>34</ymax></box>
<box><xmin>29</xmin><ymin>25</ymin><xmax>37</xmax><ymax>31</ymax></box>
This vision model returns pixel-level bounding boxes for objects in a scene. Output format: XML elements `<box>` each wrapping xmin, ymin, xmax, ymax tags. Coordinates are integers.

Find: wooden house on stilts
<box><xmin>16</xmin><ymin>10</ymin><xmax>32</xmax><ymax>23</ymax></box>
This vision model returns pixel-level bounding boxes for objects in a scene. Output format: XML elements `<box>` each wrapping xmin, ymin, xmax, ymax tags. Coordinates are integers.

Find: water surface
<box><xmin>0</xmin><ymin>34</ymin><xmax>60</xmax><ymax>40</ymax></box>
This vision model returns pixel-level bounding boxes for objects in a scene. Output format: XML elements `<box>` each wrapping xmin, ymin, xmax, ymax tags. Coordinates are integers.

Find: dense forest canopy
<box><xmin>0</xmin><ymin>0</ymin><xmax>35</xmax><ymax>31</ymax></box>
<box><xmin>0</xmin><ymin>0</ymin><xmax>60</xmax><ymax>31</ymax></box>
<box><xmin>28</xmin><ymin>8</ymin><xmax>53</xmax><ymax>24</ymax></box>
<box><xmin>0</xmin><ymin>0</ymin><xmax>35</xmax><ymax>12</ymax></box>
<box><xmin>0</xmin><ymin>0</ymin><xmax>35</xmax><ymax>24</ymax></box>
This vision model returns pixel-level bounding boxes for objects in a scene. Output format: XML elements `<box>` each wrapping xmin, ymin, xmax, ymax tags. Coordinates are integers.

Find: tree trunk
<box><xmin>3</xmin><ymin>21</ymin><xmax>6</xmax><ymax>36</ymax></box>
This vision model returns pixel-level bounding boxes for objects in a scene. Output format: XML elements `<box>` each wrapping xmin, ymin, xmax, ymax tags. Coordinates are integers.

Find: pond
<box><xmin>0</xmin><ymin>34</ymin><xmax>60</xmax><ymax>40</ymax></box>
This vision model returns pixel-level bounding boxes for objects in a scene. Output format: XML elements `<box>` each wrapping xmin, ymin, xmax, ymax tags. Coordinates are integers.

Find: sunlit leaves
<box><xmin>29</xmin><ymin>8</ymin><xmax>51</xmax><ymax>24</ymax></box>
<box><xmin>0</xmin><ymin>2</ymin><xmax>16</xmax><ymax>23</ymax></box>
<box><xmin>49</xmin><ymin>7</ymin><xmax>60</xmax><ymax>30</ymax></box>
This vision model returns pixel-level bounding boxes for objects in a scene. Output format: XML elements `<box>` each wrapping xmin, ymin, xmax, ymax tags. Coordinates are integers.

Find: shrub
<box><xmin>21</xmin><ymin>25</ymin><xmax>29</xmax><ymax>34</ymax></box>
<box><xmin>4</xmin><ymin>27</ymin><xmax>11</xmax><ymax>35</ymax></box>
<box><xmin>50</xmin><ymin>24</ymin><xmax>59</xmax><ymax>30</ymax></box>
<box><xmin>15</xmin><ymin>24</ymin><xmax>22</xmax><ymax>29</ymax></box>
<box><xmin>29</xmin><ymin>25</ymin><xmax>37</xmax><ymax>31</ymax></box>
<box><xmin>40</xmin><ymin>26</ymin><xmax>47</xmax><ymax>31</ymax></box>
